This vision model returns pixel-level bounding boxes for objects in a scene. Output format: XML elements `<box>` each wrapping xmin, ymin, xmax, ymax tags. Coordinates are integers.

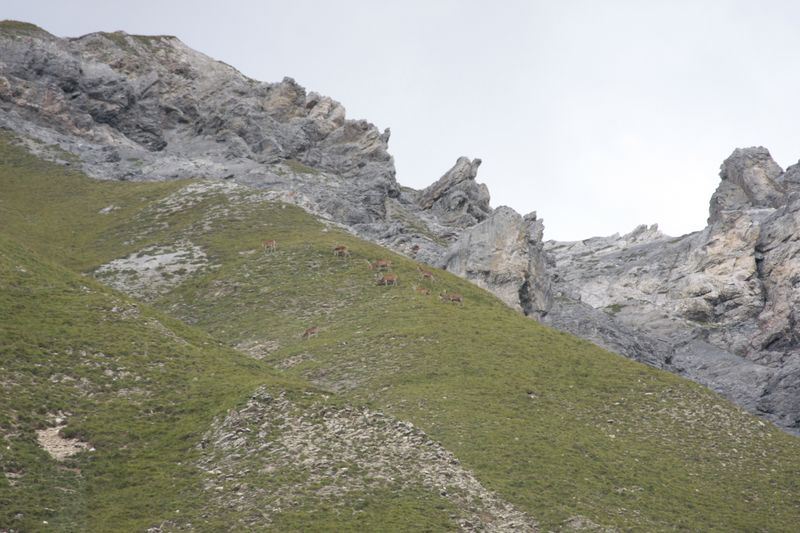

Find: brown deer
<box><xmin>302</xmin><ymin>326</ymin><xmax>319</xmax><ymax>339</ymax></box>
<box><xmin>413</xmin><ymin>284</ymin><xmax>431</xmax><ymax>295</ymax></box>
<box><xmin>411</xmin><ymin>244</ymin><xmax>420</xmax><ymax>254</ymax></box>
<box><xmin>375</xmin><ymin>273</ymin><xmax>399</xmax><ymax>286</ymax></box>
<box><xmin>263</xmin><ymin>239</ymin><xmax>277</xmax><ymax>253</ymax></box>
<box><xmin>366</xmin><ymin>259</ymin><xmax>392</xmax><ymax>271</ymax></box>
<box><xmin>439</xmin><ymin>290</ymin><xmax>463</xmax><ymax>305</ymax></box>
<box><xmin>333</xmin><ymin>245</ymin><xmax>351</xmax><ymax>258</ymax></box>
<box><xmin>417</xmin><ymin>265</ymin><xmax>435</xmax><ymax>283</ymax></box>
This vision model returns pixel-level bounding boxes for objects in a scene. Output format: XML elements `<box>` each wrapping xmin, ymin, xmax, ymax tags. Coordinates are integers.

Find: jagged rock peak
<box><xmin>708</xmin><ymin>146</ymin><xmax>785</xmax><ymax>224</ymax></box>
<box><xmin>622</xmin><ymin>223</ymin><xmax>665</xmax><ymax>244</ymax></box>
<box><xmin>417</xmin><ymin>157</ymin><xmax>491</xmax><ymax>227</ymax></box>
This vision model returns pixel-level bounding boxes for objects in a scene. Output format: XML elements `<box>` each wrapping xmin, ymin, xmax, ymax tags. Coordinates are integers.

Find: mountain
<box><xmin>2</xmin><ymin>21</ymin><xmax>800</xmax><ymax>531</ymax></box>
<box><xmin>3</xmin><ymin>19</ymin><xmax>798</xmax><ymax>435</ymax></box>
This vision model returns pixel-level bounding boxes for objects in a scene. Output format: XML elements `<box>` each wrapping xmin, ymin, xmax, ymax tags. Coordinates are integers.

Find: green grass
<box><xmin>0</xmin><ymin>234</ymin><xmax>305</xmax><ymax>531</ymax></box>
<box><xmin>2</xmin><ymin>132</ymin><xmax>800</xmax><ymax>531</ymax></box>
<box><xmin>0</xmin><ymin>20</ymin><xmax>50</xmax><ymax>37</ymax></box>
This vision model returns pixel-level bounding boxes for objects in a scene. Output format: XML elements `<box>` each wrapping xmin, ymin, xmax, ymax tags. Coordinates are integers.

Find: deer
<box><xmin>375</xmin><ymin>273</ymin><xmax>399</xmax><ymax>286</ymax></box>
<box><xmin>263</xmin><ymin>239</ymin><xmax>277</xmax><ymax>253</ymax></box>
<box><xmin>302</xmin><ymin>326</ymin><xmax>319</xmax><ymax>339</ymax></box>
<box><xmin>333</xmin><ymin>245</ymin><xmax>351</xmax><ymax>258</ymax></box>
<box><xmin>439</xmin><ymin>290</ymin><xmax>463</xmax><ymax>305</ymax></box>
<box><xmin>412</xmin><ymin>284</ymin><xmax>431</xmax><ymax>296</ymax></box>
<box><xmin>366</xmin><ymin>259</ymin><xmax>392</xmax><ymax>271</ymax></box>
<box><xmin>417</xmin><ymin>265</ymin><xmax>435</xmax><ymax>283</ymax></box>
<box><xmin>411</xmin><ymin>244</ymin><xmax>420</xmax><ymax>255</ymax></box>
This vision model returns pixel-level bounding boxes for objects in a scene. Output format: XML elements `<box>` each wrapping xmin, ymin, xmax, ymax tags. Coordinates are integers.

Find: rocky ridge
<box><xmin>546</xmin><ymin>147</ymin><xmax>800</xmax><ymax>433</ymax></box>
<box><xmin>1</xmin><ymin>21</ymin><xmax>799</xmax><ymax>433</ymax></box>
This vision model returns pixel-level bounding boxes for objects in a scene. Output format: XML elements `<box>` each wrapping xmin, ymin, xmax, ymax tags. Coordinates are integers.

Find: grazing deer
<box><xmin>375</xmin><ymin>273</ymin><xmax>399</xmax><ymax>286</ymax></box>
<box><xmin>263</xmin><ymin>239</ymin><xmax>277</xmax><ymax>253</ymax></box>
<box><xmin>439</xmin><ymin>290</ymin><xmax>463</xmax><ymax>305</ymax></box>
<box><xmin>413</xmin><ymin>284</ymin><xmax>431</xmax><ymax>295</ymax></box>
<box><xmin>333</xmin><ymin>245</ymin><xmax>351</xmax><ymax>258</ymax></box>
<box><xmin>417</xmin><ymin>265</ymin><xmax>435</xmax><ymax>283</ymax></box>
<box><xmin>302</xmin><ymin>326</ymin><xmax>319</xmax><ymax>339</ymax></box>
<box><xmin>366</xmin><ymin>259</ymin><xmax>392</xmax><ymax>271</ymax></box>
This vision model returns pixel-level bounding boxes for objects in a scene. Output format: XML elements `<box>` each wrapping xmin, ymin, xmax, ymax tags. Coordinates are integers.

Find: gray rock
<box><xmin>417</xmin><ymin>157</ymin><xmax>491</xmax><ymax>227</ymax></box>
<box><xmin>545</xmin><ymin>151</ymin><xmax>800</xmax><ymax>434</ymax></box>
<box><xmin>708</xmin><ymin>147</ymin><xmax>785</xmax><ymax>224</ymax></box>
<box><xmin>443</xmin><ymin>206</ymin><xmax>551</xmax><ymax>315</ymax></box>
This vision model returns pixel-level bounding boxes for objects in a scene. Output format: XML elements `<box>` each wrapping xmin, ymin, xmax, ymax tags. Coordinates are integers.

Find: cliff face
<box><xmin>545</xmin><ymin>147</ymin><xmax>800</xmax><ymax>433</ymax></box>
<box><xmin>2</xmin><ymin>21</ymin><xmax>799</xmax><ymax>433</ymax></box>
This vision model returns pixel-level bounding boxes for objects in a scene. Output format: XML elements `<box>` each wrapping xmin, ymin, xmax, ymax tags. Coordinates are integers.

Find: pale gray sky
<box><xmin>5</xmin><ymin>1</ymin><xmax>800</xmax><ymax>240</ymax></box>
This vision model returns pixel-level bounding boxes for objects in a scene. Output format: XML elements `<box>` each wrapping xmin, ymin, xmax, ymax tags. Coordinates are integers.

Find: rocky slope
<box><xmin>2</xmin><ymin>20</ymin><xmax>799</xmax><ymax>434</ymax></box>
<box><xmin>545</xmin><ymin>147</ymin><xmax>800</xmax><ymax>433</ymax></box>
<box><xmin>0</xmin><ymin>20</ymin><xmax>552</xmax><ymax>317</ymax></box>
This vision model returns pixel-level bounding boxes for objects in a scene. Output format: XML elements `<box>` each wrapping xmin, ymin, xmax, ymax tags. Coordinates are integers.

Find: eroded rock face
<box><xmin>417</xmin><ymin>156</ymin><xmax>492</xmax><ymax>227</ymax></box>
<box><xmin>0</xmin><ymin>24</ymin><xmax>398</xmax><ymax>226</ymax></box>
<box><xmin>443</xmin><ymin>207</ymin><xmax>551</xmax><ymax>316</ymax></box>
<box><xmin>709</xmin><ymin>147</ymin><xmax>785</xmax><ymax>224</ymax></box>
<box><xmin>546</xmin><ymin>148</ymin><xmax>800</xmax><ymax>433</ymax></box>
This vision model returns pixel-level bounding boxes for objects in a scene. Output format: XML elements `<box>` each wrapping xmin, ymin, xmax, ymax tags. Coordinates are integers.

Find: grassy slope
<box><xmin>0</xmin><ymin>233</ymin><xmax>301</xmax><ymax>531</ymax></box>
<box><xmin>1</xmin><ymin>133</ymin><xmax>800</xmax><ymax>531</ymax></box>
<box><xmin>0</xmin><ymin>137</ymin><xmax>457</xmax><ymax>532</ymax></box>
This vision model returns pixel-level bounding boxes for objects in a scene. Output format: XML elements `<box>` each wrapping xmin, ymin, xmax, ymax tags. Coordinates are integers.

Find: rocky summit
<box><xmin>1</xmin><ymin>20</ymin><xmax>799</xmax><ymax>435</ymax></box>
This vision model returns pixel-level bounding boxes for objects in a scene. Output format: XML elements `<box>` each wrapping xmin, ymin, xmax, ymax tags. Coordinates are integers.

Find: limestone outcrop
<box><xmin>545</xmin><ymin>148</ymin><xmax>800</xmax><ymax>433</ymax></box>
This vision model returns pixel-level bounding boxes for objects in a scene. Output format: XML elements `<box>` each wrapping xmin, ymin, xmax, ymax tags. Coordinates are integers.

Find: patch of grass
<box><xmin>0</xmin><ymin>20</ymin><xmax>50</xmax><ymax>37</ymax></box>
<box><xmin>100</xmin><ymin>32</ymin><xmax>135</xmax><ymax>53</ymax></box>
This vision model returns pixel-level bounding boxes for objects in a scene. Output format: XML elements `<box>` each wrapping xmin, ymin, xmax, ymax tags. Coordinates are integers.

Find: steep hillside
<box><xmin>3</xmin><ymin>134</ymin><xmax>800</xmax><ymax>531</ymax></box>
<box><xmin>0</xmin><ymin>232</ymin><xmax>306</xmax><ymax>530</ymax></box>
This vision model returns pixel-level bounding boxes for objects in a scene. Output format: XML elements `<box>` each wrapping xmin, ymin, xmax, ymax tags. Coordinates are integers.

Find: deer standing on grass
<box><xmin>417</xmin><ymin>265</ymin><xmax>435</xmax><ymax>283</ymax></box>
<box><xmin>413</xmin><ymin>284</ymin><xmax>431</xmax><ymax>295</ymax></box>
<box><xmin>302</xmin><ymin>326</ymin><xmax>319</xmax><ymax>339</ymax></box>
<box><xmin>439</xmin><ymin>290</ymin><xmax>463</xmax><ymax>305</ymax></box>
<box><xmin>263</xmin><ymin>239</ymin><xmax>277</xmax><ymax>253</ymax></box>
<box><xmin>375</xmin><ymin>273</ymin><xmax>399</xmax><ymax>286</ymax></box>
<box><xmin>333</xmin><ymin>245</ymin><xmax>351</xmax><ymax>258</ymax></box>
<box><xmin>366</xmin><ymin>259</ymin><xmax>392</xmax><ymax>271</ymax></box>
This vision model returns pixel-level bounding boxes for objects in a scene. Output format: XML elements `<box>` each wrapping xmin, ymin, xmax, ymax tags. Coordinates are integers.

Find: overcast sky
<box><xmin>5</xmin><ymin>1</ymin><xmax>800</xmax><ymax>240</ymax></box>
